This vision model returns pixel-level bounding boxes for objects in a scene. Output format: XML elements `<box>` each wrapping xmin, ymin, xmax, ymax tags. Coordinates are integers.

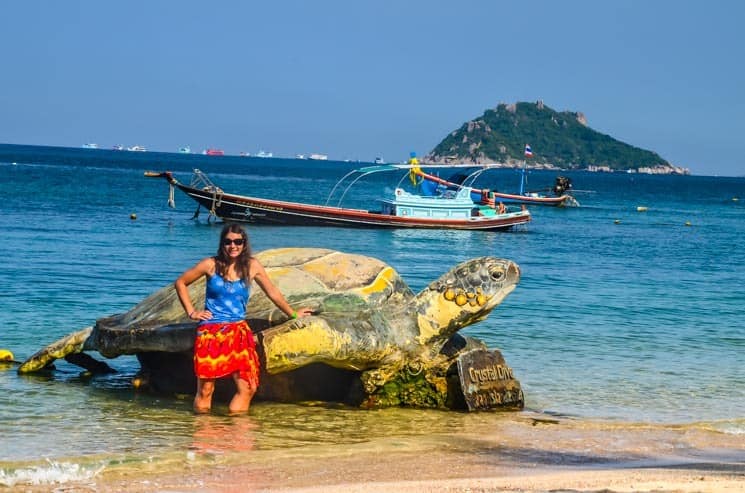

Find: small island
<box><xmin>425</xmin><ymin>100</ymin><xmax>689</xmax><ymax>175</ymax></box>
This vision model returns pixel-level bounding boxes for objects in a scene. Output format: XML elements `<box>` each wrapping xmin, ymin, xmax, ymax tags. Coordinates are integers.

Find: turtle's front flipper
<box><xmin>64</xmin><ymin>352</ymin><xmax>116</xmax><ymax>374</ymax></box>
<box><xmin>18</xmin><ymin>326</ymin><xmax>93</xmax><ymax>374</ymax></box>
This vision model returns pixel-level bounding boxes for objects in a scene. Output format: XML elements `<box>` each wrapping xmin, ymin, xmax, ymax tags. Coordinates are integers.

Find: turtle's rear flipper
<box><xmin>65</xmin><ymin>352</ymin><xmax>116</xmax><ymax>374</ymax></box>
<box><xmin>18</xmin><ymin>326</ymin><xmax>93</xmax><ymax>374</ymax></box>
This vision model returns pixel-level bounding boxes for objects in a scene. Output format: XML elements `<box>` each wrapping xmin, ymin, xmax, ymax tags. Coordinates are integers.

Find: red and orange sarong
<box><xmin>194</xmin><ymin>320</ymin><xmax>260</xmax><ymax>388</ymax></box>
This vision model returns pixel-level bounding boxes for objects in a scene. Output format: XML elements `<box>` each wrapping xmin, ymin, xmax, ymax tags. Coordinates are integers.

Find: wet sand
<box><xmin>98</xmin><ymin>462</ymin><xmax>745</xmax><ymax>493</ymax></box>
<box><xmin>57</xmin><ymin>413</ymin><xmax>744</xmax><ymax>492</ymax></box>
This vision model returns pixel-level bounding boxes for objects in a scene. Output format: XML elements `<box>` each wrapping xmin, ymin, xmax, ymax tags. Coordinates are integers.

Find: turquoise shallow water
<box><xmin>0</xmin><ymin>144</ymin><xmax>743</xmax><ymax>486</ymax></box>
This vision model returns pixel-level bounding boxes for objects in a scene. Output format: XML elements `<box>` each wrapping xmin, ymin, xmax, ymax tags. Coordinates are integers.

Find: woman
<box><xmin>175</xmin><ymin>224</ymin><xmax>312</xmax><ymax>414</ymax></box>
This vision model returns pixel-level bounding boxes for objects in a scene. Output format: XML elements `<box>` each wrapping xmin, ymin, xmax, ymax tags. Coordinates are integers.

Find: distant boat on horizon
<box><xmin>374</xmin><ymin>157</ymin><xmax>386</xmax><ymax>164</ymax></box>
<box><xmin>295</xmin><ymin>154</ymin><xmax>306</xmax><ymax>160</ymax></box>
<box><xmin>308</xmin><ymin>153</ymin><xmax>328</xmax><ymax>161</ymax></box>
<box><xmin>127</xmin><ymin>145</ymin><xmax>147</xmax><ymax>152</ymax></box>
<box><xmin>256</xmin><ymin>150</ymin><xmax>273</xmax><ymax>158</ymax></box>
<box><xmin>82</xmin><ymin>143</ymin><xmax>98</xmax><ymax>149</ymax></box>
<box><xmin>179</xmin><ymin>146</ymin><xmax>191</xmax><ymax>154</ymax></box>
<box><xmin>112</xmin><ymin>145</ymin><xmax>124</xmax><ymax>151</ymax></box>
<box><xmin>203</xmin><ymin>148</ymin><xmax>224</xmax><ymax>156</ymax></box>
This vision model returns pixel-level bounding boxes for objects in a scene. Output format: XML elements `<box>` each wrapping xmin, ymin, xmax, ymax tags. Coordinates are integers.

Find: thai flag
<box><xmin>524</xmin><ymin>144</ymin><xmax>533</xmax><ymax>158</ymax></box>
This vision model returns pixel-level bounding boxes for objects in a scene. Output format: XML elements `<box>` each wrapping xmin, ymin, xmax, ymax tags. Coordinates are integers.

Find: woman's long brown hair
<box><xmin>214</xmin><ymin>224</ymin><xmax>252</xmax><ymax>281</ymax></box>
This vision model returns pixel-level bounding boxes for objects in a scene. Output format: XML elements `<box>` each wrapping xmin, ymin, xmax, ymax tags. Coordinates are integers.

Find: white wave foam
<box><xmin>718</xmin><ymin>423</ymin><xmax>745</xmax><ymax>435</ymax></box>
<box><xmin>0</xmin><ymin>459</ymin><xmax>104</xmax><ymax>487</ymax></box>
<box><xmin>702</xmin><ymin>419</ymin><xmax>745</xmax><ymax>435</ymax></box>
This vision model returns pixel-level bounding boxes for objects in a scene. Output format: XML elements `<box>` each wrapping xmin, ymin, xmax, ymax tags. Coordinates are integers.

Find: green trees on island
<box><xmin>426</xmin><ymin>101</ymin><xmax>672</xmax><ymax>171</ymax></box>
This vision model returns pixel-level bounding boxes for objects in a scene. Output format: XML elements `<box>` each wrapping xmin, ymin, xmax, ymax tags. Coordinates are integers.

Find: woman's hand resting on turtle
<box><xmin>294</xmin><ymin>308</ymin><xmax>314</xmax><ymax>318</ymax></box>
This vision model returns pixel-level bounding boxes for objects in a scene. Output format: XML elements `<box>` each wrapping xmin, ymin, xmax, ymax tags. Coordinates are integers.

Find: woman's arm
<box><xmin>250</xmin><ymin>258</ymin><xmax>313</xmax><ymax>318</ymax></box>
<box><xmin>175</xmin><ymin>257</ymin><xmax>214</xmax><ymax>321</ymax></box>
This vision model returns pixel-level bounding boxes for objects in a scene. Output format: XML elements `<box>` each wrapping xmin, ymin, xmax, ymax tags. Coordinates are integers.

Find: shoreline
<box><xmin>69</xmin><ymin>449</ymin><xmax>745</xmax><ymax>493</ymax></box>
<box><xmin>22</xmin><ymin>413</ymin><xmax>743</xmax><ymax>492</ymax></box>
<box><xmin>96</xmin><ymin>462</ymin><xmax>745</xmax><ymax>493</ymax></box>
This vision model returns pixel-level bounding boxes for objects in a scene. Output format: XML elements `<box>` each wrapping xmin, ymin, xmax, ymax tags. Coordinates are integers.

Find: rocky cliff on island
<box><xmin>425</xmin><ymin>101</ymin><xmax>689</xmax><ymax>175</ymax></box>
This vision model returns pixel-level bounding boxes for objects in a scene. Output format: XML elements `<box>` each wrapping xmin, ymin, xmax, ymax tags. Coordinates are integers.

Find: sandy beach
<box><xmin>95</xmin><ymin>463</ymin><xmax>745</xmax><ymax>493</ymax></box>
<box><xmin>33</xmin><ymin>413</ymin><xmax>741</xmax><ymax>492</ymax></box>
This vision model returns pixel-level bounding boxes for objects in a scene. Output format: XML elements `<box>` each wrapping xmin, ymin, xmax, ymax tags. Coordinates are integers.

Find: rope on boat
<box><xmin>565</xmin><ymin>196</ymin><xmax>580</xmax><ymax>207</ymax></box>
<box><xmin>208</xmin><ymin>186</ymin><xmax>223</xmax><ymax>222</ymax></box>
<box><xmin>168</xmin><ymin>183</ymin><xmax>176</xmax><ymax>208</ymax></box>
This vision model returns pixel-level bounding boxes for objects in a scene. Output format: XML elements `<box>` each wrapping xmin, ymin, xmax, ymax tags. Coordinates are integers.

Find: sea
<box><xmin>0</xmin><ymin>143</ymin><xmax>743</xmax><ymax>489</ymax></box>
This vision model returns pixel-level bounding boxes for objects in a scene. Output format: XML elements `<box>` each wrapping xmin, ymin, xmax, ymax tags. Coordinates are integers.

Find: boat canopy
<box><xmin>325</xmin><ymin>163</ymin><xmax>502</xmax><ymax>208</ymax></box>
<box><xmin>325</xmin><ymin>165</ymin><xmax>412</xmax><ymax>206</ymax></box>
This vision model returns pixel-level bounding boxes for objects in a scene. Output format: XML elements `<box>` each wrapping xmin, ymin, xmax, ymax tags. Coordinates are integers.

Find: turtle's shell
<box><xmin>85</xmin><ymin>248</ymin><xmax>413</xmax><ymax>357</ymax></box>
<box><xmin>249</xmin><ymin>248</ymin><xmax>415</xmax><ymax>323</ymax></box>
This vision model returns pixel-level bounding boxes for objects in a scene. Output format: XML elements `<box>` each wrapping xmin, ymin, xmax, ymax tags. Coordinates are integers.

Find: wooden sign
<box><xmin>456</xmin><ymin>349</ymin><xmax>524</xmax><ymax>411</ymax></box>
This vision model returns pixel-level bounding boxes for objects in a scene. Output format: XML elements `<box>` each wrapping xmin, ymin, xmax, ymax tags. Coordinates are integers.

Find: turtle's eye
<box><xmin>490</xmin><ymin>268</ymin><xmax>505</xmax><ymax>281</ymax></box>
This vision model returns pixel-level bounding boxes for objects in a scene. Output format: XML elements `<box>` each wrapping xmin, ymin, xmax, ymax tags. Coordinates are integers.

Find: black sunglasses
<box><xmin>222</xmin><ymin>238</ymin><xmax>245</xmax><ymax>246</ymax></box>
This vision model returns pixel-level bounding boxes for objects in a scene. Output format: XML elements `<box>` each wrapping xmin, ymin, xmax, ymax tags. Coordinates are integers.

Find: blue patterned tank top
<box><xmin>203</xmin><ymin>272</ymin><xmax>251</xmax><ymax>324</ymax></box>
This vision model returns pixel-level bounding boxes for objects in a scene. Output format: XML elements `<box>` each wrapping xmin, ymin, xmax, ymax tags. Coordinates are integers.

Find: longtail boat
<box><xmin>414</xmin><ymin>166</ymin><xmax>578</xmax><ymax>207</ymax></box>
<box><xmin>145</xmin><ymin>166</ymin><xmax>531</xmax><ymax>231</ymax></box>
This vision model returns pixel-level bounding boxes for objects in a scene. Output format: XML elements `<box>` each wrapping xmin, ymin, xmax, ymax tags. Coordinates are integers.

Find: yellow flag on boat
<box><xmin>408</xmin><ymin>155</ymin><xmax>420</xmax><ymax>185</ymax></box>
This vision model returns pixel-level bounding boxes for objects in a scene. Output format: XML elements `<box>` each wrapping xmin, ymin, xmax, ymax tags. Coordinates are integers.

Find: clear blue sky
<box><xmin>2</xmin><ymin>1</ymin><xmax>743</xmax><ymax>176</ymax></box>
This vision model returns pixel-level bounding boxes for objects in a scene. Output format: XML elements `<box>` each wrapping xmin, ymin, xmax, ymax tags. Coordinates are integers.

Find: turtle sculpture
<box><xmin>19</xmin><ymin>248</ymin><xmax>524</xmax><ymax>410</ymax></box>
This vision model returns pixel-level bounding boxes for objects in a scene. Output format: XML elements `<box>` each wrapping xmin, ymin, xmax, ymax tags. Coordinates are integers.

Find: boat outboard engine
<box><xmin>553</xmin><ymin>176</ymin><xmax>572</xmax><ymax>196</ymax></box>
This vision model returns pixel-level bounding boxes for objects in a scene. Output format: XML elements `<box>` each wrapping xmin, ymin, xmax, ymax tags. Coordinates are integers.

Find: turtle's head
<box><xmin>413</xmin><ymin>257</ymin><xmax>520</xmax><ymax>346</ymax></box>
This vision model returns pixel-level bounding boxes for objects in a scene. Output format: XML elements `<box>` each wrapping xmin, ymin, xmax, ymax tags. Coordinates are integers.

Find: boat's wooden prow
<box><xmin>144</xmin><ymin>171</ymin><xmax>169</xmax><ymax>178</ymax></box>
